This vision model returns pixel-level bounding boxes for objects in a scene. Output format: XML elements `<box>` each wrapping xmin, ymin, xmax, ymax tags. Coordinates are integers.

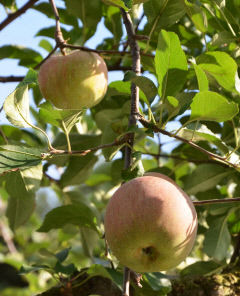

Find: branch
<box><xmin>141</xmin><ymin>152</ymin><xmax>229</xmax><ymax>167</ymax></box>
<box><xmin>121</xmin><ymin>8</ymin><xmax>141</xmax><ymax>296</ymax></box>
<box><xmin>0</xmin><ymin>65</ymin><xmax>143</xmax><ymax>83</ymax></box>
<box><xmin>49</xmin><ymin>0</ymin><xmax>66</xmax><ymax>55</ymax></box>
<box><xmin>193</xmin><ymin>197</ymin><xmax>240</xmax><ymax>206</ymax></box>
<box><xmin>0</xmin><ymin>0</ymin><xmax>39</xmax><ymax>31</ymax></box>
<box><xmin>42</xmin><ymin>136</ymin><xmax>127</xmax><ymax>158</ymax></box>
<box><xmin>137</xmin><ymin>114</ymin><xmax>240</xmax><ymax>170</ymax></box>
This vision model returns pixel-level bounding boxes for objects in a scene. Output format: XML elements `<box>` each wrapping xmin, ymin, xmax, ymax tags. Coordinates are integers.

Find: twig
<box><xmin>0</xmin><ymin>221</ymin><xmax>17</xmax><ymax>253</ymax></box>
<box><xmin>0</xmin><ymin>0</ymin><xmax>39</xmax><ymax>31</ymax></box>
<box><xmin>0</xmin><ymin>76</ymin><xmax>24</xmax><ymax>83</ymax></box>
<box><xmin>141</xmin><ymin>152</ymin><xmax>228</xmax><ymax>166</ymax></box>
<box><xmin>0</xmin><ymin>65</ymin><xmax>143</xmax><ymax>83</ymax></box>
<box><xmin>121</xmin><ymin>8</ymin><xmax>141</xmax><ymax>296</ymax></box>
<box><xmin>193</xmin><ymin>197</ymin><xmax>240</xmax><ymax>206</ymax></box>
<box><xmin>34</xmin><ymin>45</ymin><xmax>58</xmax><ymax>69</ymax></box>
<box><xmin>137</xmin><ymin>114</ymin><xmax>240</xmax><ymax>170</ymax></box>
<box><xmin>42</xmin><ymin>136</ymin><xmax>127</xmax><ymax>158</ymax></box>
<box><xmin>49</xmin><ymin>0</ymin><xmax>66</xmax><ymax>55</ymax></box>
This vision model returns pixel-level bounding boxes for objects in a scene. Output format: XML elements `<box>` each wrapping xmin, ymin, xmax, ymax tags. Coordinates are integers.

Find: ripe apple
<box><xmin>104</xmin><ymin>174</ymin><xmax>197</xmax><ymax>272</ymax></box>
<box><xmin>38</xmin><ymin>50</ymin><xmax>108</xmax><ymax>110</ymax></box>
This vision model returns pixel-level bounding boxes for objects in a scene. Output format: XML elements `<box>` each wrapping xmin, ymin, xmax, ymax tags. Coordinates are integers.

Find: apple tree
<box><xmin>0</xmin><ymin>0</ymin><xmax>240</xmax><ymax>295</ymax></box>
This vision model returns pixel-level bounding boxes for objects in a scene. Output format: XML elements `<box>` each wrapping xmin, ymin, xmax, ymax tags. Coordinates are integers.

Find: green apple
<box><xmin>38</xmin><ymin>50</ymin><xmax>108</xmax><ymax>110</ymax></box>
<box><xmin>104</xmin><ymin>174</ymin><xmax>198</xmax><ymax>272</ymax></box>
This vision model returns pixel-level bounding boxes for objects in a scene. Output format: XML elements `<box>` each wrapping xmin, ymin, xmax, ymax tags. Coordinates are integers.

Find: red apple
<box><xmin>38</xmin><ymin>50</ymin><xmax>108</xmax><ymax>110</ymax></box>
<box><xmin>104</xmin><ymin>174</ymin><xmax>197</xmax><ymax>272</ymax></box>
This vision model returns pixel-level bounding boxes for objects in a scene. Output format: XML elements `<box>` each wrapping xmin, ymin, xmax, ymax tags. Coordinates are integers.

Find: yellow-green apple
<box><xmin>38</xmin><ymin>50</ymin><xmax>108</xmax><ymax>110</ymax></box>
<box><xmin>104</xmin><ymin>174</ymin><xmax>197</xmax><ymax>272</ymax></box>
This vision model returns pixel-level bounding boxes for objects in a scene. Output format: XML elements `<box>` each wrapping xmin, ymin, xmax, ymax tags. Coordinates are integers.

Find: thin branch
<box><xmin>34</xmin><ymin>44</ymin><xmax>58</xmax><ymax>69</ymax></box>
<box><xmin>0</xmin><ymin>0</ymin><xmax>39</xmax><ymax>31</ymax></box>
<box><xmin>49</xmin><ymin>0</ymin><xmax>66</xmax><ymax>55</ymax></box>
<box><xmin>193</xmin><ymin>197</ymin><xmax>240</xmax><ymax>206</ymax></box>
<box><xmin>42</xmin><ymin>136</ymin><xmax>127</xmax><ymax>158</ymax></box>
<box><xmin>0</xmin><ymin>221</ymin><xmax>17</xmax><ymax>253</ymax></box>
<box><xmin>141</xmin><ymin>152</ymin><xmax>229</xmax><ymax>166</ymax></box>
<box><xmin>137</xmin><ymin>114</ymin><xmax>240</xmax><ymax>170</ymax></box>
<box><xmin>0</xmin><ymin>76</ymin><xmax>24</xmax><ymax>83</ymax></box>
<box><xmin>0</xmin><ymin>66</ymin><xmax>143</xmax><ymax>83</ymax></box>
<box><xmin>121</xmin><ymin>8</ymin><xmax>141</xmax><ymax>296</ymax></box>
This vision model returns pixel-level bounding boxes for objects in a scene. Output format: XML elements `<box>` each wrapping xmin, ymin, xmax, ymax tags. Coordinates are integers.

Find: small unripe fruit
<box><xmin>38</xmin><ymin>50</ymin><xmax>108</xmax><ymax>110</ymax></box>
<box><xmin>104</xmin><ymin>174</ymin><xmax>197</xmax><ymax>272</ymax></box>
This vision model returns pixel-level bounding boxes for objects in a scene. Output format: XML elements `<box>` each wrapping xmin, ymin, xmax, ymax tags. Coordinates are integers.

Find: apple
<box><xmin>38</xmin><ymin>50</ymin><xmax>108</xmax><ymax>110</ymax></box>
<box><xmin>104</xmin><ymin>174</ymin><xmax>197</xmax><ymax>272</ymax></box>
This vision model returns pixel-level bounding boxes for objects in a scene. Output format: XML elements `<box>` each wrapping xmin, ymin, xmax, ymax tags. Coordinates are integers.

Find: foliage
<box><xmin>1</xmin><ymin>0</ymin><xmax>240</xmax><ymax>295</ymax></box>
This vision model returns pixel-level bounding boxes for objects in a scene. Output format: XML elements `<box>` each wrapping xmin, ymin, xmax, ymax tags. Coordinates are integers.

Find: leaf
<box><xmin>144</xmin><ymin>0</ymin><xmax>186</xmax><ymax>29</ymax></box>
<box><xmin>190</xmin><ymin>91</ymin><xmax>238</xmax><ymax>122</ymax></box>
<box><xmin>155</xmin><ymin>30</ymin><xmax>188</xmax><ymax>98</ymax></box>
<box><xmin>203</xmin><ymin>214</ymin><xmax>232</xmax><ymax>261</ymax></box>
<box><xmin>59</xmin><ymin>154</ymin><xmax>98</xmax><ymax>187</ymax></box>
<box><xmin>180</xmin><ymin>261</ymin><xmax>222</xmax><ymax>277</ymax></box>
<box><xmin>4</xmin><ymin>85</ymin><xmax>32</xmax><ymax>128</ymax></box>
<box><xmin>184</xmin><ymin>164</ymin><xmax>233</xmax><ymax>195</ymax></box>
<box><xmin>178</xmin><ymin>125</ymin><xmax>229</xmax><ymax>154</ymax></box>
<box><xmin>123</xmin><ymin>71</ymin><xmax>158</xmax><ymax>104</ymax></box>
<box><xmin>211</xmin><ymin>31</ymin><xmax>236</xmax><ymax>47</ymax></box>
<box><xmin>39</xmin><ymin>102</ymin><xmax>82</xmax><ymax>134</ymax></box>
<box><xmin>0</xmin><ymin>145</ymin><xmax>42</xmax><ymax>174</ymax></box>
<box><xmin>65</xmin><ymin>0</ymin><xmax>102</xmax><ymax>41</ymax></box>
<box><xmin>38</xmin><ymin>204</ymin><xmax>99</xmax><ymax>233</ymax></box>
<box><xmin>104</xmin><ymin>6</ymin><xmax>123</xmax><ymax>43</ymax></box>
<box><xmin>5</xmin><ymin>163</ymin><xmax>42</xmax><ymax>230</ymax></box>
<box><xmin>192</xmin><ymin>63</ymin><xmax>209</xmax><ymax>91</ymax></box>
<box><xmin>197</xmin><ymin>51</ymin><xmax>238</xmax><ymax>92</ymax></box>
<box><xmin>0</xmin><ymin>45</ymin><xmax>41</xmax><ymax>67</ymax></box>
<box><xmin>184</xmin><ymin>0</ymin><xmax>207</xmax><ymax>32</ymax></box>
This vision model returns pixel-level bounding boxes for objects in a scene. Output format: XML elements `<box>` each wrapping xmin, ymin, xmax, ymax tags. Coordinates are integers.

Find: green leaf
<box><xmin>203</xmin><ymin>214</ymin><xmax>232</xmax><ymax>261</ymax></box>
<box><xmin>123</xmin><ymin>71</ymin><xmax>158</xmax><ymax>104</ymax></box>
<box><xmin>184</xmin><ymin>164</ymin><xmax>233</xmax><ymax>195</ymax></box>
<box><xmin>5</xmin><ymin>163</ymin><xmax>42</xmax><ymax>230</ymax></box>
<box><xmin>65</xmin><ymin>0</ymin><xmax>102</xmax><ymax>41</ymax></box>
<box><xmin>0</xmin><ymin>45</ymin><xmax>41</xmax><ymax>67</ymax></box>
<box><xmin>59</xmin><ymin>154</ymin><xmax>98</xmax><ymax>187</ymax></box>
<box><xmin>190</xmin><ymin>91</ymin><xmax>238</xmax><ymax>122</ymax></box>
<box><xmin>55</xmin><ymin>248</ymin><xmax>71</xmax><ymax>263</ymax></box>
<box><xmin>38</xmin><ymin>204</ymin><xmax>99</xmax><ymax>233</ymax></box>
<box><xmin>180</xmin><ymin>261</ymin><xmax>222</xmax><ymax>277</ymax></box>
<box><xmin>0</xmin><ymin>145</ymin><xmax>42</xmax><ymax>174</ymax></box>
<box><xmin>4</xmin><ymin>85</ymin><xmax>32</xmax><ymax>128</ymax></box>
<box><xmin>104</xmin><ymin>6</ymin><xmax>123</xmax><ymax>43</ymax></box>
<box><xmin>192</xmin><ymin>63</ymin><xmax>209</xmax><ymax>91</ymax></box>
<box><xmin>39</xmin><ymin>102</ymin><xmax>82</xmax><ymax>134</ymax></box>
<box><xmin>155</xmin><ymin>30</ymin><xmax>188</xmax><ymax>98</ymax></box>
<box><xmin>197</xmin><ymin>51</ymin><xmax>238</xmax><ymax>92</ymax></box>
<box><xmin>211</xmin><ymin>31</ymin><xmax>236</xmax><ymax>47</ymax></box>
<box><xmin>144</xmin><ymin>0</ymin><xmax>186</xmax><ymax>29</ymax></box>
<box><xmin>184</xmin><ymin>0</ymin><xmax>207</xmax><ymax>32</ymax></box>
<box><xmin>178</xmin><ymin>125</ymin><xmax>229</xmax><ymax>154</ymax></box>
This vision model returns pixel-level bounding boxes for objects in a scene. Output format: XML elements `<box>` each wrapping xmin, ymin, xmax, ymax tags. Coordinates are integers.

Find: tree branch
<box><xmin>120</xmin><ymin>8</ymin><xmax>141</xmax><ymax>296</ymax></box>
<box><xmin>193</xmin><ymin>197</ymin><xmax>240</xmax><ymax>206</ymax></box>
<box><xmin>137</xmin><ymin>114</ymin><xmax>240</xmax><ymax>170</ymax></box>
<box><xmin>0</xmin><ymin>0</ymin><xmax>39</xmax><ymax>31</ymax></box>
<box><xmin>0</xmin><ymin>65</ymin><xmax>143</xmax><ymax>83</ymax></box>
